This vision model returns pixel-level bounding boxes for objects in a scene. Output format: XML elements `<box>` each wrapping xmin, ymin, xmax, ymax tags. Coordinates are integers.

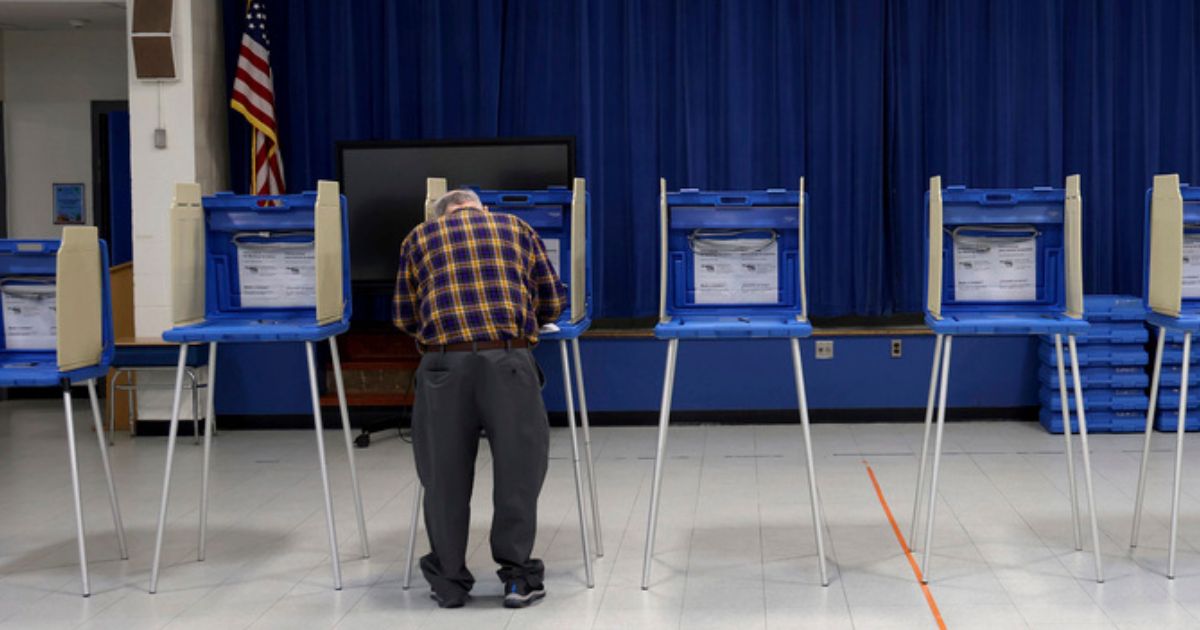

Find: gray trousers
<box><xmin>412</xmin><ymin>346</ymin><xmax>549</xmax><ymax>597</ymax></box>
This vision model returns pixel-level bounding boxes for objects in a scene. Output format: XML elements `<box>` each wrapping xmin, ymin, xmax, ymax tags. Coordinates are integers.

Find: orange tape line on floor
<box><xmin>864</xmin><ymin>460</ymin><xmax>948</xmax><ymax>630</ymax></box>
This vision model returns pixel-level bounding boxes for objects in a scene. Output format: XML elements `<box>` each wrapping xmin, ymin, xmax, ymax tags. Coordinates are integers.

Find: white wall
<box><xmin>3</xmin><ymin>29</ymin><xmax>127</xmax><ymax>238</ymax></box>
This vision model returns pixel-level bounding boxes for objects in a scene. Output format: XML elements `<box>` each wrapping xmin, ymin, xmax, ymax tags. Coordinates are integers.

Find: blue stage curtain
<box><xmin>223</xmin><ymin>0</ymin><xmax>1200</xmax><ymax>318</ymax></box>
<box><xmin>223</xmin><ymin>0</ymin><xmax>887</xmax><ymax>318</ymax></box>
<box><xmin>886</xmin><ymin>0</ymin><xmax>1200</xmax><ymax>310</ymax></box>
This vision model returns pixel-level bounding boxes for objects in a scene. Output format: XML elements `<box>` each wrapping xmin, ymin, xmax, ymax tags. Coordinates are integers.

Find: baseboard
<box><xmin>130</xmin><ymin>407</ymin><xmax>409</xmax><ymax>435</ymax></box>
<box><xmin>547</xmin><ymin>406</ymin><xmax>1038</xmax><ymax>426</ymax></box>
<box><xmin>127</xmin><ymin>405</ymin><xmax>1036</xmax><ymax>434</ymax></box>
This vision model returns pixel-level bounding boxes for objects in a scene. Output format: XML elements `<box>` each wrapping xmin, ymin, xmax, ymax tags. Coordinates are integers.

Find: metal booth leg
<box><xmin>1054</xmin><ymin>334</ymin><xmax>1083</xmax><ymax>551</ymax></box>
<box><xmin>329</xmin><ymin>337</ymin><xmax>370</xmax><ymax>559</ymax></box>
<box><xmin>571</xmin><ymin>337</ymin><xmax>604</xmax><ymax>558</ymax></box>
<box><xmin>106</xmin><ymin>369</ymin><xmax>121</xmax><ymax>446</ymax></box>
<box><xmin>62</xmin><ymin>382</ymin><xmax>90</xmax><ymax>597</ymax></box>
<box><xmin>791</xmin><ymin>338</ymin><xmax>829</xmax><ymax>586</ymax></box>
<box><xmin>1067</xmin><ymin>335</ymin><xmax>1104</xmax><ymax>583</ymax></box>
<box><xmin>560</xmin><ymin>340</ymin><xmax>595</xmax><ymax>588</ymax></box>
<box><xmin>198</xmin><ymin>343</ymin><xmax>218</xmax><ymax>561</ymax></box>
<box><xmin>641</xmin><ymin>338</ymin><xmax>680</xmax><ymax>590</ymax></box>
<box><xmin>304</xmin><ymin>341</ymin><xmax>343</xmax><ymax>590</ymax></box>
<box><xmin>910</xmin><ymin>334</ymin><xmax>944</xmax><ymax>548</ymax></box>
<box><xmin>1168</xmin><ymin>332</ymin><xmax>1192</xmax><ymax>579</ymax></box>
<box><xmin>87</xmin><ymin>379</ymin><xmax>128</xmax><ymax>561</ymax></box>
<box><xmin>186</xmin><ymin>368</ymin><xmax>199</xmax><ymax>445</ymax></box>
<box><xmin>919</xmin><ymin>336</ymin><xmax>953</xmax><ymax>583</ymax></box>
<box><xmin>1132</xmin><ymin>326</ymin><xmax>1166</xmax><ymax>547</ymax></box>
<box><xmin>402</xmin><ymin>484</ymin><xmax>423</xmax><ymax>590</ymax></box>
<box><xmin>149</xmin><ymin>344</ymin><xmax>191</xmax><ymax>594</ymax></box>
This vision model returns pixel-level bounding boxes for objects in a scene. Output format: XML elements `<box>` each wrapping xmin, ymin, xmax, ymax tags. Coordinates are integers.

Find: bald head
<box><xmin>432</xmin><ymin>189</ymin><xmax>484</xmax><ymax>219</ymax></box>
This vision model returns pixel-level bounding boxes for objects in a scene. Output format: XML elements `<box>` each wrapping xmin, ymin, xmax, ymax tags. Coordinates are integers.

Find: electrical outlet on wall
<box><xmin>815</xmin><ymin>340</ymin><xmax>834</xmax><ymax>360</ymax></box>
<box><xmin>890</xmin><ymin>339</ymin><xmax>902</xmax><ymax>358</ymax></box>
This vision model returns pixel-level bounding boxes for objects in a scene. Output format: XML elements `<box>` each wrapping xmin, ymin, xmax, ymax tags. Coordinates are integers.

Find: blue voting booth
<box><xmin>149</xmin><ymin>181</ymin><xmax>368</xmax><ymax>594</ymax></box>
<box><xmin>641</xmin><ymin>179</ymin><xmax>828</xmax><ymax>590</ymax></box>
<box><xmin>402</xmin><ymin>178</ymin><xmax>601</xmax><ymax>589</ymax></box>
<box><xmin>1131</xmin><ymin>174</ymin><xmax>1200</xmax><ymax>579</ymax></box>
<box><xmin>913</xmin><ymin>176</ymin><xmax>1104</xmax><ymax>584</ymax></box>
<box><xmin>0</xmin><ymin>228</ymin><xmax>127</xmax><ymax>597</ymax></box>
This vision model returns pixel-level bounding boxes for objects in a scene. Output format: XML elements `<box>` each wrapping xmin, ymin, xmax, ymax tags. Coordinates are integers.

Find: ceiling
<box><xmin>0</xmin><ymin>1</ymin><xmax>126</xmax><ymax>31</ymax></box>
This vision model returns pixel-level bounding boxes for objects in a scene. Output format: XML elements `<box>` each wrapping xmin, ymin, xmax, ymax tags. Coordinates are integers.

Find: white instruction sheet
<box><xmin>694</xmin><ymin>240</ymin><xmax>779</xmax><ymax>304</ymax></box>
<box><xmin>2</xmin><ymin>284</ymin><xmax>56</xmax><ymax>349</ymax></box>
<box><xmin>1182</xmin><ymin>233</ymin><xmax>1200</xmax><ymax>298</ymax></box>
<box><xmin>953</xmin><ymin>235</ymin><xmax>1037</xmax><ymax>301</ymax></box>
<box><xmin>237</xmin><ymin>243</ymin><xmax>317</xmax><ymax>308</ymax></box>
<box><xmin>542</xmin><ymin>238</ymin><xmax>562</xmax><ymax>278</ymax></box>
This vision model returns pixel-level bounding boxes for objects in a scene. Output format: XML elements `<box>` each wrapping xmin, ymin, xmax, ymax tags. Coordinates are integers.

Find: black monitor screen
<box><xmin>337</xmin><ymin>138</ymin><xmax>574</xmax><ymax>284</ymax></box>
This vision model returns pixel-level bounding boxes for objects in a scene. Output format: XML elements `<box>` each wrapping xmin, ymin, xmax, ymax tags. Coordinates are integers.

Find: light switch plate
<box><xmin>815</xmin><ymin>340</ymin><xmax>834</xmax><ymax>360</ymax></box>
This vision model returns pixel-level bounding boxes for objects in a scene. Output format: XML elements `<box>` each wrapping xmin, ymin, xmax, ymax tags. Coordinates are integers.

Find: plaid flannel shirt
<box><xmin>393</xmin><ymin>208</ymin><xmax>566</xmax><ymax>345</ymax></box>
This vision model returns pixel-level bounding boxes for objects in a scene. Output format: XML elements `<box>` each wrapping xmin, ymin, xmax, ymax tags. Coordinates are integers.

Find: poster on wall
<box><xmin>52</xmin><ymin>183</ymin><xmax>86</xmax><ymax>225</ymax></box>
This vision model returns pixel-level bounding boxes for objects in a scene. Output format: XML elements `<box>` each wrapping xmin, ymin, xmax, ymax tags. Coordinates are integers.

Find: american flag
<box><xmin>230</xmin><ymin>0</ymin><xmax>284</xmax><ymax>195</ymax></box>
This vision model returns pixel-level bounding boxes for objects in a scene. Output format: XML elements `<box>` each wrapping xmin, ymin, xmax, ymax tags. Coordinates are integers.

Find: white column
<box><xmin>128</xmin><ymin>0</ymin><xmax>228</xmax><ymax>338</ymax></box>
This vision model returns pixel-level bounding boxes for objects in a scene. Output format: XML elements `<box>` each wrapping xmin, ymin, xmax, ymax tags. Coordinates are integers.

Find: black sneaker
<box><xmin>430</xmin><ymin>591</ymin><xmax>468</xmax><ymax>609</ymax></box>
<box><xmin>503</xmin><ymin>580</ymin><xmax>545</xmax><ymax>608</ymax></box>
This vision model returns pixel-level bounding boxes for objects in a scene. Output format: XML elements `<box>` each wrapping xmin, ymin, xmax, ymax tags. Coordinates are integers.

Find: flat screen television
<box><xmin>336</xmin><ymin>137</ymin><xmax>575</xmax><ymax>285</ymax></box>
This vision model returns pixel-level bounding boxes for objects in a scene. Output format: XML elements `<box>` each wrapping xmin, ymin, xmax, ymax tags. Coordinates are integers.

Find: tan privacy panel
<box><xmin>1149</xmin><ymin>174</ymin><xmax>1184</xmax><ymax>317</ymax></box>
<box><xmin>425</xmin><ymin>177</ymin><xmax>447</xmax><ymax>222</ymax></box>
<box><xmin>926</xmin><ymin>176</ymin><xmax>944</xmax><ymax>319</ymax></box>
<box><xmin>569</xmin><ymin>178</ymin><xmax>587</xmax><ymax>323</ymax></box>
<box><xmin>171</xmin><ymin>182</ymin><xmax>205</xmax><ymax>326</ymax></box>
<box><xmin>658</xmin><ymin>178</ymin><xmax>669</xmax><ymax>323</ymax></box>
<box><xmin>798</xmin><ymin>177</ymin><xmax>808</xmax><ymax>321</ymax></box>
<box><xmin>56</xmin><ymin>227</ymin><xmax>104</xmax><ymax>371</ymax></box>
<box><xmin>315</xmin><ymin>180</ymin><xmax>345</xmax><ymax>325</ymax></box>
<box><xmin>1063</xmin><ymin>174</ymin><xmax>1084</xmax><ymax>318</ymax></box>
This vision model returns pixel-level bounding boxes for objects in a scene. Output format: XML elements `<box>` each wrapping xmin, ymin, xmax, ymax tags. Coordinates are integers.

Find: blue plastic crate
<box><xmin>1038</xmin><ymin>365</ymin><xmax>1149</xmax><ymax>389</ymax></box>
<box><xmin>1154</xmin><ymin>409</ymin><xmax>1200</xmax><ymax>432</ymax></box>
<box><xmin>1162</xmin><ymin>330</ymin><xmax>1200</xmax><ymax>344</ymax></box>
<box><xmin>1156</xmin><ymin>388</ymin><xmax>1200</xmax><ymax>409</ymax></box>
<box><xmin>1038</xmin><ymin>342</ymin><xmax>1149</xmax><ymax>367</ymax></box>
<box><xmin>1039</xmin><ymin>408</ymin><xmax>1146</xmax><ymax>434</ymax></box>
<box><xmin>1039</xmin><ymin>387</ymin><xmax>1149</xmax><ymax>412</ymax></box>
<box><xmin>1082</xmin><ymin>295</ymin><xmax>1146</xmax><ymax>322</ymax></box>
<box><xmin>1160</xmin><ymin>344</ymin><xmax>1200</xmax><ymax>365</ymax></box>
<box><xmin>1159</xmin><ymin>365</ymin><xmax>1200</xmax><ymax>388</ymax></box>
<box><xmin>1069</xmin><ymin>323</ymin><xmax>1149</xmax><ymax>344</ymax></box>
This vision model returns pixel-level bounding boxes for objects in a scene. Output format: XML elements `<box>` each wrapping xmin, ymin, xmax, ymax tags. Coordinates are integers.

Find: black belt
<box><xmin>421</xmin><ymin>339</ymin><xmax>530</xmax><ymax>353</ymax></box>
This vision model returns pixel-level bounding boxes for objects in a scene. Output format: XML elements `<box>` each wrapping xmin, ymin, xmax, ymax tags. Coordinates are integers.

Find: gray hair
<box><xmin>432</xmin><ymin>189</ymin><xmax>482</xmax><ymax>219</ymax></box>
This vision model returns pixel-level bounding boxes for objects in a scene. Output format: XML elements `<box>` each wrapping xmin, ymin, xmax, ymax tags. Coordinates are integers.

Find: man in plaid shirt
<box><xmin>394</xmin><ymin>188</ymin><xmax>565</xmax><ymax>609</ymax></box>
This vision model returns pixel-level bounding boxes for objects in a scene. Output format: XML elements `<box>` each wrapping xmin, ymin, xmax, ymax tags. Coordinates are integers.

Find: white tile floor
<box><xmin>4</xmin><ymin>399</ymin><xmax>1200</xmax><ymax>628</ymax></box>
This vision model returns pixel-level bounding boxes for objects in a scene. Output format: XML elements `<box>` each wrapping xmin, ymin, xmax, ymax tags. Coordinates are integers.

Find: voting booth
<box><xmin>0</xmin><ymin>228</ymin><xmax>127</xmax><ymax>597</ymax></box>
<box><xmin>641</xmin><ymin>179</ymin><xmax>828</xmax><ymax>590</ymax></box>
<box><xmin>1130</xmin><ymin>174</ymin><xmax>1200</xmax><ymax>579</ymax></box>
<box><xmin>149</xmin><ymin>181</ymin><xmax>368</xmax><ymax>594</ymax></box>
<box><xmin>404</xmin><ymin>178</ymin><xmax>601</xmax><ymax>588</ymax></box>
<box><xmin>913</xmin><ymin>175</ymin><xmax>1104</xmax><ymax>583</ymax></box>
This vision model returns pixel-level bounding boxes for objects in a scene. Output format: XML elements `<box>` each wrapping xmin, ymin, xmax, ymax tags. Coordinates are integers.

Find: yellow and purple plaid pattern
<box><xmin>393</xmin><ymin>208</ymin><xmax>565</xmax><ymax>345</ymax></box>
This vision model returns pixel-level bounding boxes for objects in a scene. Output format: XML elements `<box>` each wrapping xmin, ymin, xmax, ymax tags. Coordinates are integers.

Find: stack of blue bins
<box><xmin>1154</xmin><ymin>330</ymin><xmax>1200</xmax><ymax>431</ymax></box>
<box><xmin>1038</xmin><ymin>295</ymin><xmax>1150</xmax><ymax>433</ymax></box>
